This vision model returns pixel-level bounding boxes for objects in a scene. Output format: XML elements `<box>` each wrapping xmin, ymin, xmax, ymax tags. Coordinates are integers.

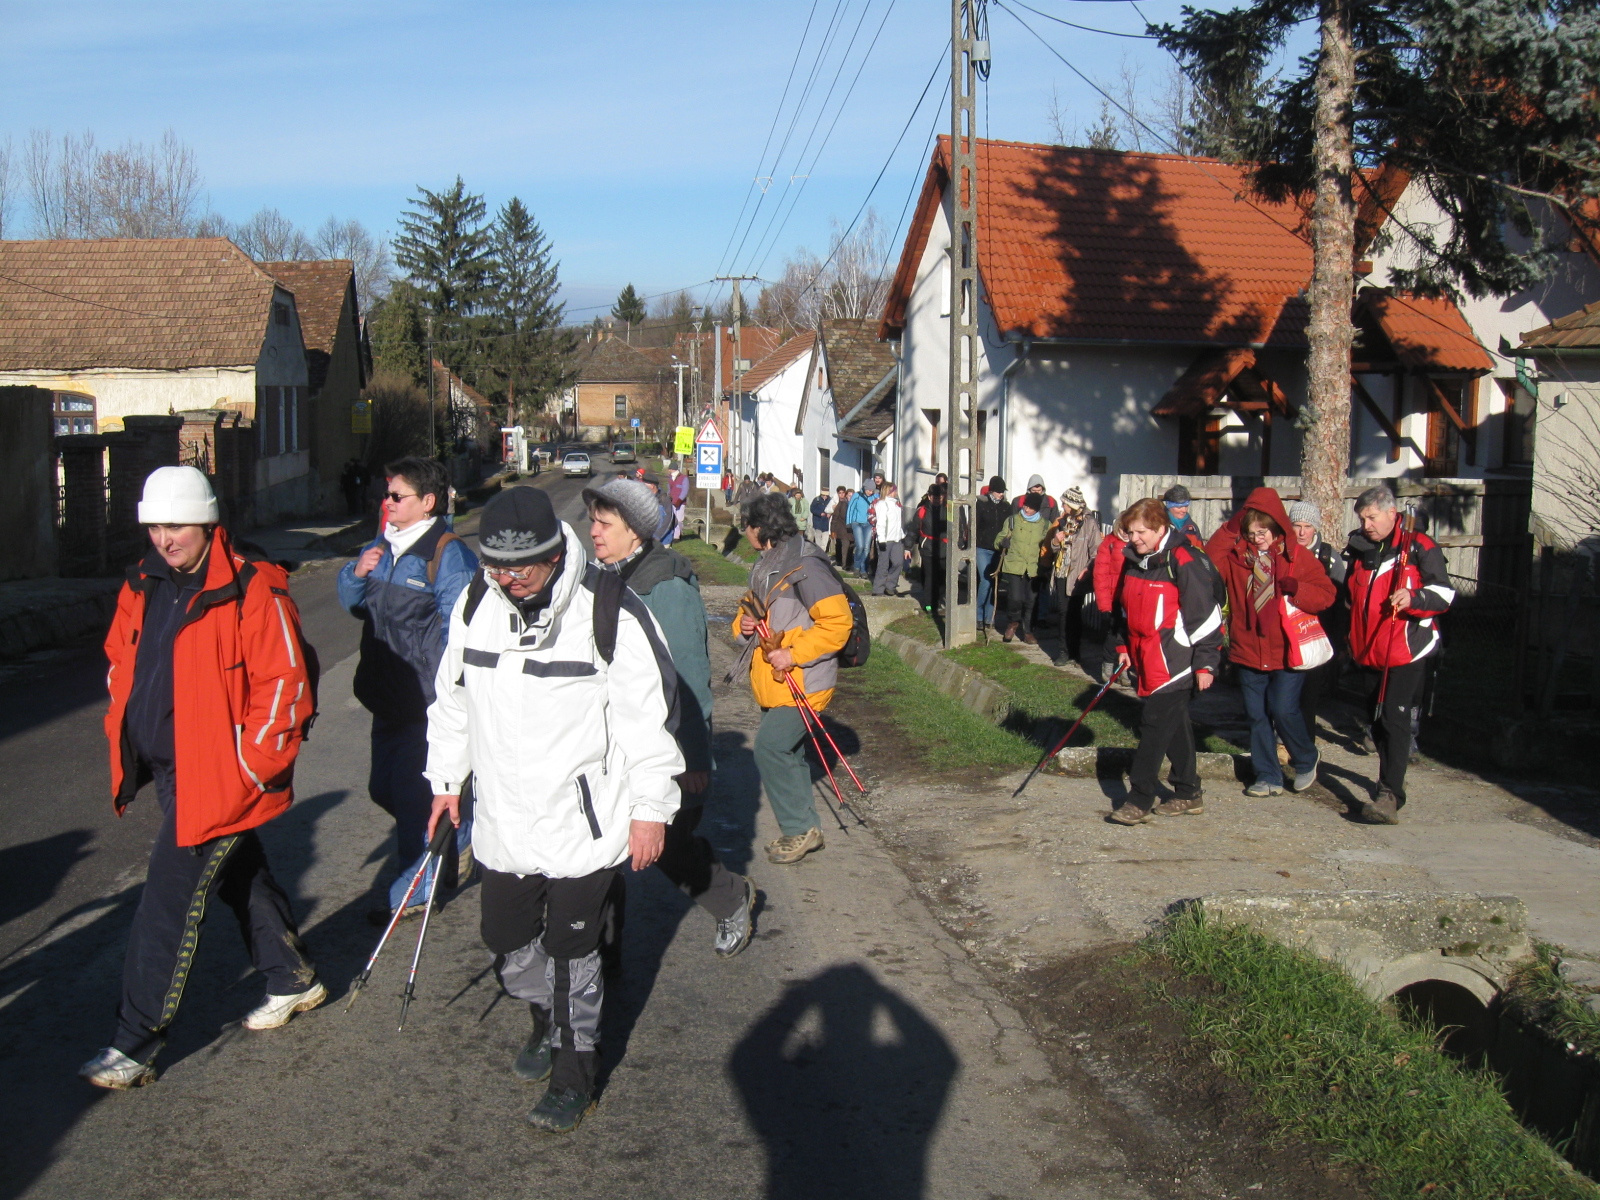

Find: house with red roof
<box><xmin>880</xmin><ymin>137</ymin><xmax>1599</xmax><ymax>518</ymax></box>
<box><xmin>797</xmin><ymin>319</ymin><xmax>896</xmax><ymax>495</ymax></box>
<box><xmin>730</xmin><ymin>330</ymin><xmax>815</xmax><ymax>484</ymax></box>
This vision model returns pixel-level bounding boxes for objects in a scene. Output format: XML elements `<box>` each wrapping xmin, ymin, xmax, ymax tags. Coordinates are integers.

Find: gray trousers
<box><xmin>872</xmin><ymin>540</ymin><xmax>904</xmax><ymax>595</ymax></box>
<box><xmin>755</xmin><ymin>706</ymin><xmax>820</xmax><ymax>837</ymax></box>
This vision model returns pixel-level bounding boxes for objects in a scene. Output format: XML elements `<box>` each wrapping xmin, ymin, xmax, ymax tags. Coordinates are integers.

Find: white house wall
<box><xmin>1366</xmin><ymin>183</ymin><xmax>1600</xmax><ymax>474</ymax></box>
<box><xmin>751</xmin><ymin>356</ymin><xmax>808</xmax><ymax>484</ymax></box>
<box><xmin>0</xmin><ymin>364</ymin><xmax>258</xmax><ymax>426</ymax></box>
<box><xmin>1530</xmin><ymin>358</ymin><xmax>1600</xmax><ymax>551</ymax></box>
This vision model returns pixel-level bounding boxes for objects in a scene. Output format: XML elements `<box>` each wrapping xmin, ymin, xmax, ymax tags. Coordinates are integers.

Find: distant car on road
<box><xmin>610</xmin><ymin>442</ymin><xmax>636</xmax><ymax>464</ymax></box>
<box><xmin>562</xmin><ymin>451</ymin><xmax>592</xmax><ymax>478</ymax></box>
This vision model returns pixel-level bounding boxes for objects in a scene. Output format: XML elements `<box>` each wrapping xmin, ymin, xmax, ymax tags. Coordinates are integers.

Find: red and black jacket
<box><xmin>1344</xmin><ymin>525</ymin><xmax>1453</xmax><ymax>669</ymax></box>
<box><xmin>1115</xmin><ymin>529</ymin><xmax>1224</xmax><ymax>697</ymax></box>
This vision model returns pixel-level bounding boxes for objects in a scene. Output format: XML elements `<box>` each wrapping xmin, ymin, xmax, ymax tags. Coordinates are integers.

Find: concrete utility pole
<box><xmin>944</xmin><ymin>0</ymin><xmax>986</xmax><ymax>648</ymax></box>
<box><xmin>426</xmin><ymin>314</ymin><xmax>436</xmax><ymax>459</ymax></box>
<box><xmin>717</xmin><ymin>276</ymin><xmax>760</xmax><ymax>479</ymax></box>
<box><xmin>671</xmin><ymin>358</ymin><xmax>688</xmax><ymax>435</ymax></box>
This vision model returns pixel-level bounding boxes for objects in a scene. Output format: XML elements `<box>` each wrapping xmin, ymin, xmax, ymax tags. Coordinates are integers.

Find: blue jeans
<box><xmin>850</xmin><ymin>523</ymin><xmax>871</xmax><ymax>574</ymax></box>
<box><xmin>369</xmin><ymin>716</ymin><xmax>472</xmax><ymax>911</ymax></box>
<box><xmin>1235</xmin><ymin>665</ymin><xmax>1317</xmax><ymax>786</ymax></box>
<box><xmin>976</xmin><ymin>547</ymin><xmax>996</xmax><ymax>625</ymax></box>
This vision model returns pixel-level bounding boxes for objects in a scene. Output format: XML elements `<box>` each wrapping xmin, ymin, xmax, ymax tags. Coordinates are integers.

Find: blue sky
<box><xmin>1</xmin><ymin>0</ymin><xmax>1249</xmax><ymax>316</ymax></box>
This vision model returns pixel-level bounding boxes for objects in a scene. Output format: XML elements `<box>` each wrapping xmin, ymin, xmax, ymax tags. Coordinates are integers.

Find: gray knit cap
<box><xmin>1288</xmin><ymin>500</ymin><xmax>1320</xmax><ymax>526</ymax></box>
<box><xmin>583</xmin><ymin>476</ymin><xmax>661</xmax><ymax>542</ymax></box>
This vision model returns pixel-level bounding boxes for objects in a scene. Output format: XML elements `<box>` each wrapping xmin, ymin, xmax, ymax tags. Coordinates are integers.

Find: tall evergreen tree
<box><xmin>367</xmin><ymin>280</ymin><xmax>430</xmax><ymax>386</ymax></box>
<box><xmin>1159</xmin><ymin>0</ymin><xmax>1600</xmax><ymax>527</ymax></box>
<box><xmin>611</xmin><ymin>283</ymin><xmax>647</xmax><ymax>330</ymax></box>
<box><xmin>485</xmin><ymin>197</ymin><xmax>574</xmax><ymax>424</ymax></box>
<box><xmin>393</xmin><ymin>176</ymin><xmax>494</xmax><ymax>377</ymax></box>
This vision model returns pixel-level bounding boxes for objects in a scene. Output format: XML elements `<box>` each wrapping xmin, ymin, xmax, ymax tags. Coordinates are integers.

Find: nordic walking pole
<box><xmin>1375</xmin><ymin>505</ymin><xmax>1418</xmax><ymax>718</ymax></box>
<box><xmin>1012</xmin><ymin>664</ymin><xmax>1128</xmax><ymax>799</ymax></box>
<box><xmin>395</xmin><ymin>818</ymin><xmax>454</xmax><ymax>1031</ymax></box>
<box><xmin>346</xmin><ymin>817</ymin><xmax>454</xmax><ymax>1013</ymax></box>
<box><xmin>748</xmin><ymin>606</ymin><xmax>867</xmax><ymax>792</ymax></box>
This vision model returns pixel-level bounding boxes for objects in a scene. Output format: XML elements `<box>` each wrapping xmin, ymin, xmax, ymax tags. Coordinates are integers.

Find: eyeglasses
<box><xmin>385</xmin><ymin>491</ymin><xmax>418</xmax><ymax>504</ymax></box>
<box><xmin>485</xmin><ymin>562</ymin><xmax>551</xmax><ymax>582</ymax></box>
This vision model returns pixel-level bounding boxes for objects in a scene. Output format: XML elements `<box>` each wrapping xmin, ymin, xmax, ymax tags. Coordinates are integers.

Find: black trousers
<box><xmin>114</xmin><ymin>765</ymin><xmax>312</xmax><ymax>1063</ymax></box>
<box><xmin>1298</xmin><ymin>657</ymin><xmax>1336</xmax><ymax>745</ymax></box>
<box><xmin>482</xmin><ymin>864</ymin><xmax>615</xmax><ymax>1093</ymax></box>
<box><xmin>923</xmin><ymin>545</ymin><xmax>945</xmax><ymax>613</ymax></box>
<box><xmin>1054</xmin><ymin>575</ymin><xmax>1090</xmax><ymax>659</ymax></box>
<box><xmin>1364</xmin><ymin>659</ymin><xmax>1426</xmax><ymax>803</ymax></box>
<box><xmin>1129</xmin><ymin>684</ymin><xmax>1200</xmax><ymax>808</ymax></box>
<box><xmin>655</xmin><ymin>804</ymin><xmax>745</xmax><ymax>920</ymax></box>
<box><xmin>1000</xmin><ymin>572</ymin><xmax>1032</xmax><ymax>634</ymax></box>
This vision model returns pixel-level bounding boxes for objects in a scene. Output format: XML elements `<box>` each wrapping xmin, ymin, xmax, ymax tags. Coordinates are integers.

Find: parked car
<box><xmin>611</xmin><ymin>441</ymin><xmax>636</xmax><ymax>464</ymax></box>
<box><xmin>562</xmin><ymin>452</ymin><xmax>592</xmax><ymax>478</ymax></box>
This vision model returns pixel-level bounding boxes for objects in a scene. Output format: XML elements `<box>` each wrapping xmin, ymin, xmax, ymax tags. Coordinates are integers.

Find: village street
<box><xmin>0</xmin><ymin>471</ymin><xmax>1173</xmax><ymax>1200</ymax></box>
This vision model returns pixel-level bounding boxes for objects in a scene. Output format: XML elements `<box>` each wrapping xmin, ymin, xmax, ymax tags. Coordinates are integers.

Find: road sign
<box><xmin>351</xmin><ymin>400</ymin><xmax>371</xmax><ymax>434</ymax></box>
<box><xmin>696</xmin><ymin>440</ymin><xmax>722</xmax><ymax>488</ymax></box>
<box><xmin>673</xmin><ymin>425</ymin><xmax>694</xmax><ymax>455</ymax></box>
<box><xmin>631</xmin><ymin>417</ymin><xmax>640</xmax><ymax>428</ymax></box>
<box><xmin>696</xmin><ymin>418</ymin><xmax>723</xmax><ymax>445</ymax></box>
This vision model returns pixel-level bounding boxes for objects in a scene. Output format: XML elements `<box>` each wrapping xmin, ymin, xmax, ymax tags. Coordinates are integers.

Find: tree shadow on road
<box><xmin>729</xmin><ymin>963</ymin><xmax>958</xmax><ymax>1200</ymax></box>
<box><xmin>0</xmin><ymin>829</ymin><xmax>95</xmax><ymax>930</ymax></box>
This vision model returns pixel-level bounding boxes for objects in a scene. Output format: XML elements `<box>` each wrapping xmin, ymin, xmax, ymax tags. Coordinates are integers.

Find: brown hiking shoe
<box><xmin>1154</xmin><ymin>794</ymin><xmax>1204</xmax><ymax>817</ymax></box>
<box><xmin>1108</xmin><ymin>803</ymin><xmax>1152</xmax><ymax>825</ymax></box>
<box><xmin>1359</xmin><ymin>790</ymin><xmax>1401</xmax><ymax>825</ymax></box>
<box><xmin>1020</xmin><ymin>632</ymin><xmax>1038</xmax><ymax>645</ymax></box>
<box><xmin>766</xmin><ymin>827</ymin><xmax>825</xmax><ymax>864</ymax></box>
<box><xmin>1002</xmin><ymin>623</ymin><xmax>1018</xmax><ymax>643</ymax></box>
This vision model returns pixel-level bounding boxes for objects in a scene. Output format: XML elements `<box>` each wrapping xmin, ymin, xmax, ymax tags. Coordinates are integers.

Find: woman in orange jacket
<box><xmin>80</xmin><ymin>467</ymin><xmax>322</xmax><ymax>1091</ymax></box>
<box><xmin>735</xmin><ymin>494</ymin><xmax>853</xmax><ymax>865</ymax></box>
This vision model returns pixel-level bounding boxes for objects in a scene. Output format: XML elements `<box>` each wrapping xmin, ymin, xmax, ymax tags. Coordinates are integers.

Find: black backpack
<box><xmin>1168</xmin><ymin>542</ymin><xmax>1228</xmax><ymax>611</ymax></box>
<box><xmin>814</xmin><ymin>558</ymin><xmax>871</xmax><ymax>669</ymax></box>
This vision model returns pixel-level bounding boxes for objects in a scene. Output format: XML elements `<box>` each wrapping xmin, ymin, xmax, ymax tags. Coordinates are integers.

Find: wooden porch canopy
<box><xmin>1153</xmin><ymin>347</ymin><xmax>1292</xmax><ymax>418</ymax></box>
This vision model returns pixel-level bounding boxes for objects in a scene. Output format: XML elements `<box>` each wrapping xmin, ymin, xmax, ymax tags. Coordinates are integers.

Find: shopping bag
<box><xmin>1282</xmin><ymin>597</ymin><xmax>1333</xmax><ymax>670</ymax></box>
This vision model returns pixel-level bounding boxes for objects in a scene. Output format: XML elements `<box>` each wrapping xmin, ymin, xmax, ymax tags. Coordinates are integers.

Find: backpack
<box><xmin>814</xmin><ymin>557</ymin><xmax>871</xmax><ymax>668</ymax></box>
<box><xmin>460</xmin><ymin>565</ymin><xmax>628</xmax><ymax>664</ymax></box>
<box><xmin>1168</xmin><ymin>542</ymin><xmax>1228</xmax><ymax>611</ymax></box>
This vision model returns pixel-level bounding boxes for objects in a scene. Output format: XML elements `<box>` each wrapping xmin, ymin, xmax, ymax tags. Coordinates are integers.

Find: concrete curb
<box><xmin>0</xmin><ymin>585</ymin><xmax>120</xmax><ymax>659</ymax></box>
<box><xmin>877</xmin><ymin>628</ymin><xmax>1246</xmax><ymax>780</ymax></box>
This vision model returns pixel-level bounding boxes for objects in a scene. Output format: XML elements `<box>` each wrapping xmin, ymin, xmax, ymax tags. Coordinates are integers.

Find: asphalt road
<box><xmin>0</xmin><ymin>463</ymin><xmax>1128</xmax><ymax>1200</ymax></box>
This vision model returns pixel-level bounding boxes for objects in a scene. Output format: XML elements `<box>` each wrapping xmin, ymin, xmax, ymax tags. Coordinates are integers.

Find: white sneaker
<box><xmin>243</xmin><ymin>981</ymin><xmax>328</xmax><ymax>1031</ymax></box>
<box><xmin>79</xmin><ymin>1047</ymin><xmax>156</xmax><ymax>1090</ymax></box>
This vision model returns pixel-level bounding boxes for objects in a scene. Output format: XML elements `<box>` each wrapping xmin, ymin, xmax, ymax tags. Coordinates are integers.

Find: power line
<box><xmin>1007</xmin><ymin>0</ymin><xmax>1158</xmax><ymax>39</ymax></box>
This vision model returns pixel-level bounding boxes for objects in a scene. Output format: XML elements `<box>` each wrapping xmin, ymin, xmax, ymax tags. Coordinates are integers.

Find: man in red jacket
<box><xmin>80</xmin><ymin>467</ymin><xmax>321</xmax><ymax>1090</ymax></box>
<box><xmin>1343</xmin><ymin>484</ymin><xmax>1453</xmax><ymax>824</ymax></box>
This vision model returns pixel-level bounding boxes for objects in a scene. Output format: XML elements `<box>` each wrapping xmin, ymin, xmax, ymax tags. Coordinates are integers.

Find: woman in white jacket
<box><xmin>425</xmin><ymin>487</ymin><xmax>683</xmax><ymax>1133</ymax></box>
<box><xmin>870</xmin><ymin>482</ymin><xmax>906</xmax><ymax>596</ymax></box>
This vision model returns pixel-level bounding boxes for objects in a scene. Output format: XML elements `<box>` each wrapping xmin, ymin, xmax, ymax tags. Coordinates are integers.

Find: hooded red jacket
<box><xmin>1092</xmin><ymin>530</ymin><xmax>1128</xmax><ymax>614</ymax></box>
<box><xmin>104</xmin><ymin>526</ymin><xmax>316</xmax><ymax>847</ymax></box>
<box><xmin>1205</xmin><ymin>487</ymin><xmax>1336</xmax><ymax>672</ymax></box>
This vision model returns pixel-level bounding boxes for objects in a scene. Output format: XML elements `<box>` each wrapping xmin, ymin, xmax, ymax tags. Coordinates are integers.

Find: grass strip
<box><xmin>840</xmin><ymin>641</ymin><xmax>1037</xmax><ymax>769</ymax></box>
<box><xmin>891</xmin><ymin>612</ymin><xmax>1241</xmax><ymax>753</ymax></box>
<box><xmin>1501</xmin><ymin>942</ymin><xmax>1600</xmax><ymax>1059</ymax></box>
<box><xmin>672</xmin><ymin>534</ymin><xmax>751</xmax><ymax>586</ymax></box>
<box><xmin>1142</xmin><ymin>912</ymin><xmax>1597</xmax><ymax>1200</ymax></box>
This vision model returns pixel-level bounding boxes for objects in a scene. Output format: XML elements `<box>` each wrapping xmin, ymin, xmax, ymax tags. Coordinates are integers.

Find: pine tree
<box><xmin>1159</xmin><ymin>0</ymin><xmax>1600</xmax><ymax>527</ymax></box>
<box><xmin>393</xmin><ymin>176</ymin><xmax>494</xmax><ymax>377</ymax></box>
<box><xmin>485</xmin><ymin>197</ymin><xmax>574</xmax><ymax>425</ymax></box>
<box><xmin>367</xmin><ymin>280</ymin><xmax>430</xmax><ymax>386</ymax></box>
<box><xmin>611</xmin><ymin>283</ymin><xmax>647</xmax><ymax>332</ymax></box>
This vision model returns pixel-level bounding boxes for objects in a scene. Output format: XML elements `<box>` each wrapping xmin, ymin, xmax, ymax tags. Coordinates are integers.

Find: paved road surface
<box><xmin>0</xmin><ymin>465</ymin><xmax>1141</xmax><ymax>1200</ymax></box>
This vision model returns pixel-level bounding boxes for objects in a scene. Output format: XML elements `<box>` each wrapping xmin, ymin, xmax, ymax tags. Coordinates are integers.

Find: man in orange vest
<box><xmin>80</xmin><ymin>467</ymin><xmax>322</xmax><ymax>1090</ymax></box>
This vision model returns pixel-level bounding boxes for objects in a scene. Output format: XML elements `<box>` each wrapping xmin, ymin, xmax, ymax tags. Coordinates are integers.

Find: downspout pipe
<box><xmin>999</xmin><ymin>332</ymin><xmax>1031</xmax><ymax>483</ymax></box>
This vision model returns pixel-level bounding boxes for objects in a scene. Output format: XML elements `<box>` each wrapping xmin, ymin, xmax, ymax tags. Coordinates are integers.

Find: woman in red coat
<box><xmin>1206</xmin><ymin>487</ymin><xmax>1335</xmax><ymax>797</ymax></box>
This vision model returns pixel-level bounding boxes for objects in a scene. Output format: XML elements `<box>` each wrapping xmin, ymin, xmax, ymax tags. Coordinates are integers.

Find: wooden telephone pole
<box><xmin>944</xmin><ymin>1</ymin><xmax>987</xmax><ymax>647</ymax></box>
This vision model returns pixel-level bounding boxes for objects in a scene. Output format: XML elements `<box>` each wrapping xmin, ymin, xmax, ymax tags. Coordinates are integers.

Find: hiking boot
<box><xmin>366</xmin><ymin>898</ymin><xmax>437</xmax><ymax>927</ymax></box>
<box><xmin>766</xmin><ymin>827</ymin><xmax>824</xmax><ymax>865</ymax></box>
<box><xmin>714</xmin><ymin>877</ymin><xmax>757</xmax><ymax>958</ymax></box>
<box><xmin>1002</xmin><ymin>623</ymin><xmax>1018</xmax><ymax>644</ymax></box>
<box><xmin>1154</xmin><ymin>794</ymin><xmax>1204</xmax><ymax>817</ymax></box>
<box><xmin>1290</xmin><ymin>752</ymin><xmax>1321</xmax><ymax>793</ymax></box>
<box><xmin>1020</xmin><ymin>632</ymin><xmax>1038</xmax><ymax>645</ymax></box>
<box><xmin>1108</xmin><ymin>803</ymin><xmax>1152</xmax><ymax>825</ymax></box>
<box><xmin>526</xmin><ymin>1084</ymin><xmax>595</xmax><ymax>1133</ymax></box>
<box><xmin>1276</xmin><ymin>742</ymin><xmax>1291</xmax><ymax>767</ymax></box>
<box><xmin>513</xmin><ymin>1007</ymin><xmax>552</xmax><ymax>1082</ymax></box>
<box><xmin>1359</xmin><ymin>790</ymin><xmax>1401</xmax><ymax>825</ymax></box>
<box><xmin>79</xmin><ymin>1047</ymin><xmax>156</xmax><ymax>1091</ymax></box>
<box><xmin>1244</xmin><ymin>780</ymin><xmax>1284</xmax><ymax>797</ymax></box>
<box><xmin>243</xmin><ymin>981</ymin><xmax>327</xmax><ymax>1030</ymax></box>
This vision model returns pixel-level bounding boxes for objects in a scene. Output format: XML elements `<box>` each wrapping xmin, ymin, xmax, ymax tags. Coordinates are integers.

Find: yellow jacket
<box><xmin>736</xmin><ymin>535</ymin><xmax>853</xmax><ymax>711</ymax></box>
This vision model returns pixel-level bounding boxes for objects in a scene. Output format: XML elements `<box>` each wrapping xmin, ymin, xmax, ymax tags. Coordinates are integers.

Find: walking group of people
<box><xmin>80</xmin><ymin>458</ymin><xmax>811</xmax><ymax>1138</ymax></box>
<box><xmin>1100</xmin><ymin>482</ymin><xmax>1452</xmax><ymax>828</ymax></box>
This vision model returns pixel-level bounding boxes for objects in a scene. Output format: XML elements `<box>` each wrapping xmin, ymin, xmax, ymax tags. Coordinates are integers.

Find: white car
<box><xmin>562</xmin><ymin>452</ymin><xmax>592</xmax><ymax>478</ymax></box>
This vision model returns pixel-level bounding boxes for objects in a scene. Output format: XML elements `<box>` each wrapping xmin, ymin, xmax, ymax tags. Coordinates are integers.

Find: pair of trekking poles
<box><xmin>347</xmin><ymin>816</ymin><xmax>455</xmax><ymax>1031</ymax></box>
<box><xmin>742</xmin><ymin>592</ymin><xmax>867</xmax><ymax>829</ymax></box>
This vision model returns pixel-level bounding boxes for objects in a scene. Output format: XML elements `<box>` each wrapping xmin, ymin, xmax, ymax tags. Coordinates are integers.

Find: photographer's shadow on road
<box><xmin>730</xmin><ymin>963</ymin><xmax>957</xmax><ymax>1200</ymax></box>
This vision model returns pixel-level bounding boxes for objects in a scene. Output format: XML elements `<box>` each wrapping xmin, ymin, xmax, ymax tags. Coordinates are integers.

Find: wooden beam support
<box><xmin>1423</xmin><ymin>375</ymin><xmax>1477</xmax><ymax>457</ymax></box>
<box><xmin>1351</xmin><ymin>375</ymin><xmax>1407</xmax><ymax>456</ymax></box>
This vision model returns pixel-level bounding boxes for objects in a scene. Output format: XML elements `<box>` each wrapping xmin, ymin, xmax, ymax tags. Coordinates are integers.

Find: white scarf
<box><xmin>385</xmin><ymin>516</ymin><xmax>437</xmax><ymax>560</ymax></box>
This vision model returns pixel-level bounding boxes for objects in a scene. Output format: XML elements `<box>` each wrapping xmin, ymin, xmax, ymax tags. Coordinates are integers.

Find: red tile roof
<box><xmin>1356</xmin><ymin>288</ymin><xmax>1494</xmax><ymax>373</ymax></box>
<box><xmin>881</xmin><ymin>137</ymin><xmax>1314</xmax><ymax>347</ymax></box>
<box><xmin>737</xmin><ymin>330</ymin><xmax>816</xmax><ymax>394</ymax></box>
<box><xmin>263</xmin><ymin>260</ymin><xmax>357</xmax><ymax>393</ymax></box>
<box><xmin>0</xmin><ymin>237</ymin><xmax>281</xmax><ymax>371</ymax></box>
<box><xmin>1520</xmin><ymin>298</ymin><xmax>1600</xmax><ymax>350</ymax></box>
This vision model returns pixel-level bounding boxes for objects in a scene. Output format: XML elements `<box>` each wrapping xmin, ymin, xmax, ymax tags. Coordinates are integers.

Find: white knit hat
<box><xmin>138</xmin><ymin>465</ymin><xmax>219</xmax><ymax>525</ymax></box>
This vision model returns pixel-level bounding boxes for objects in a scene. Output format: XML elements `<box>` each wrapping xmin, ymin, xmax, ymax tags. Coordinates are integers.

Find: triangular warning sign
<box><xmin>696</xmin><ymin>419</ymin><xmax>723</xmax><ymax>445</ymax></box>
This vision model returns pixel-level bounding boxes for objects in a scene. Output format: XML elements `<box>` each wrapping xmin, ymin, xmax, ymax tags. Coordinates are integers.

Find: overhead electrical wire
<box><xmin>1006</xmin><ymin>0</ymin><xmax>1158</xmax><ymax>38</ymax></box>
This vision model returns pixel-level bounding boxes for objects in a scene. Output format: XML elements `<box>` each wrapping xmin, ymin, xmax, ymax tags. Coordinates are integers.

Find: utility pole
<box><xmin>671</xmin><ymin>358</ymin><xmax>688</xmax><ymax>434</ymax></box>
<box><xmin>717</xmin><ymin>276</ymin><xmax>761</xmax><ymax>480</ymax></box>
<box><xmin>944</xmin><ymin>0</ymin><xmax>986</xmax><ymax>648</ymax></box>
